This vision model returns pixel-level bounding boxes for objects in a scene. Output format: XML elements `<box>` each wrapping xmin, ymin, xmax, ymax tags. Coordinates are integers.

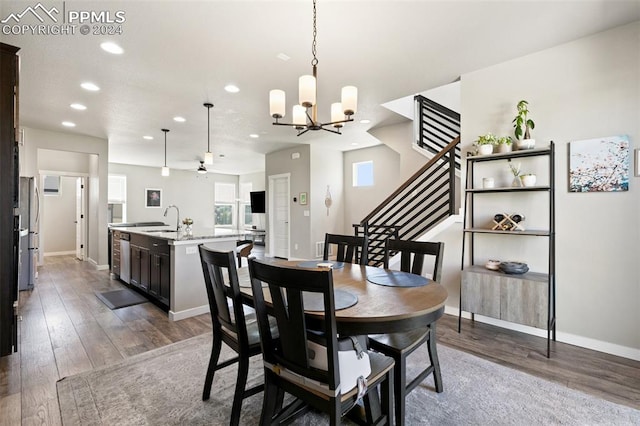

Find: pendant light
<box><xmin>203</xmin><ymin>102</ymin><xmax>214</xmax><ymax>165</ymax></box>
<box><xmin>161</xmin><ymin>129</ymin><xmax>170</xmax><ymax>176</ymax></box>
<box><xmin>269</xmin><ymin>0</ymin><xmax>357</xmax><ymax>136</ymax></box>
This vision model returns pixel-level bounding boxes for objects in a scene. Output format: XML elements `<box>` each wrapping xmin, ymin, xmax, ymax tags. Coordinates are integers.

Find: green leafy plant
<box><xmin>497</xmin><ymin>136</ymin><xmax>512</xmax><ymax>145</ymax></box>
<box><xmin>475</xmin><ymin>132</ymin><xmax>497</xmax><ymax>145</ymax></box>
<box><xmin>512</xmin><ymin>100</ymin><xmax>535</xmax><ymax>140</ymax></box>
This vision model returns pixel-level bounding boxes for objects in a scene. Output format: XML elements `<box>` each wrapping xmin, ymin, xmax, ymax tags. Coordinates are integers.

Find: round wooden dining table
<box><xmin>239</xmin><ymin>259</ymin><xmax>449</xmax><ymax>336</ymax></box>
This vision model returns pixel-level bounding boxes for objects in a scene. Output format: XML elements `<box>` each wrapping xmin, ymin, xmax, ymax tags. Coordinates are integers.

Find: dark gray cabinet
<box><xmin>121</xmin><ymin>233</ymin><xmax>170</xmax><ymax>310</ymax></box>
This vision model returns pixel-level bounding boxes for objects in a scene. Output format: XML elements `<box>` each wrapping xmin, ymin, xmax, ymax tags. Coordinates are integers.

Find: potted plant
<box><xmin>474</xmin><ymin>133</ymin><xmax>497</xmax><ymax>155</ymax></box>
<box><xmin>512</xmin><ymin>100</ymin><xmax>535</xmax><ymax>150</ymax></box>
<box><xmin>520</xmin><ymin>173</ymin><xmax>537</xmax><ymax>187</ymax></box>
<box><xmin>497</xmin><ymin>136</ymin><xmax>513</xmax><ymax>153</ymax></box>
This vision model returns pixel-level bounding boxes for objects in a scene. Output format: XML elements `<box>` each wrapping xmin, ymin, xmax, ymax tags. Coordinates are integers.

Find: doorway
<box><xmin>268</xmin><ymin>173</ymin><xmax>290</xmax><ymax>259</ymax></box>
<box><xmin>40</xmin><ymin>173</ymin><xmax>87</xmax><ymax>261</ymax></box>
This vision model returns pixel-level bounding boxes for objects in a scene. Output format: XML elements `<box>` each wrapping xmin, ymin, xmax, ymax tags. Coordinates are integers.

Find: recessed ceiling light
<box><xmin>173</xmin><ymin>116</ymin><xmax>186</xmax><ymax>122</ymax></box>
<box><xmin>351</xmin><ymin>142</ymin><xmax>359</xmax><ymax>146</ymax></box>
<box><xmin>359</xmin><ymin>119</ymin><xmax>371</xmax><ymax>124</ymax></box>
<box><xmin>143</xmin><ymin>135</ymin><xmax>154</xmax><ymax>140</ymax></box>
<box><xmin>62</xmin><ymin>121</ymin><xmax>76</xmax><ymax>127</ymax></box>
<box><xmin>100</xmin><ymin>42</ymin><xmax>124</xmax><ymax>54</ymax></box>
<box><xmin>276</xmin><ymin>53</ymin><xmax>290</xmax><ymax>61</ymax></box>
<box><xmin>81</xmin><ymin>82</ymin><xmax>100</xmax><ymax>91</ymax></box>
<box><xmin>249</xmin><ymin>134</ymin><xmax>259</xmax><ymax>139</ymax></box>
<box><xmin>70</xmin><ymin>103</ymin><xmax>87</xmax><ymax>110</ymax></box>
<box><xmin>224</xmin><ymin>84</ymin><xmax>240</xmax><ymax>93</ymax></box>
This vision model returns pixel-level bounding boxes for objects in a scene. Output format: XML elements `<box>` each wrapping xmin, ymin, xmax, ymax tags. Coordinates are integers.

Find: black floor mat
<box><xmin>96</xmin><ymin>289</ymin><xmax>148</xmax><ymax>310</ymax></box>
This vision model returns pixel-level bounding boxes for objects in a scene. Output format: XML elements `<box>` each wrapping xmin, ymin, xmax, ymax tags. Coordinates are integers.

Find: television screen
<box><xmin>249</xmin><ymin>191</ymin><xmax>266</xmax><ymax>213</ymax></box>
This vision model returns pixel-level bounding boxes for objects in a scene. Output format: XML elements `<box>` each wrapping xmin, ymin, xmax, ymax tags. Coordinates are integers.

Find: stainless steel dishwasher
<box><xmin>119</xmin><ymin>233</ymin><xmax>131</xmax><ymax>284</ymax></box>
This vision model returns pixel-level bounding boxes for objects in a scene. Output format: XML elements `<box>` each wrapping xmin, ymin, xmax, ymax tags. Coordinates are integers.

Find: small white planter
<box><xmin>478</xmin><ymin>144</ymin><xmax>494</xmax><ymax>155</ymax></box>
<box><xmin>498</xmin><ymin>143</ymin><xmax>512</xmax><ymax>153</ymax></box>
<box><xmin>516</xmin><ymin>139</ymin><xmax>535</xmax><ymax>150</ymax></box>
<box><xmin>520</xmin><ymin>174</ymin><xmax>537</xmax><ymax>187</ymax></box>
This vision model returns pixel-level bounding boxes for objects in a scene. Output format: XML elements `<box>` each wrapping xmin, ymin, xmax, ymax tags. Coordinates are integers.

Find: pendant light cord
<box><xmin>162</xmin><ymin>129</ymin><xmax>169</xmax><ymax>167</ymax></box>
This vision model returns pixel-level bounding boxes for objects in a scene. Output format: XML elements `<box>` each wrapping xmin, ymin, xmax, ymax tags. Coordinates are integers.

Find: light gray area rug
<box><xmin>57</xmin><ymin>333</ymin><xmax>640</xmax><ymax>425</ymax></box>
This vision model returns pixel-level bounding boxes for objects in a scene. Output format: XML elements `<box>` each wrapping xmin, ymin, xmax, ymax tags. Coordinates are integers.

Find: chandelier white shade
<box><xmin>269</xmin><ymin>0</ymin><xmax>357</xmax><ymax>136</ymax></box>
<box><xmin>161</xmin><ymin>129</ymin><xmax>170</xmax><ymax>177</ymax></box>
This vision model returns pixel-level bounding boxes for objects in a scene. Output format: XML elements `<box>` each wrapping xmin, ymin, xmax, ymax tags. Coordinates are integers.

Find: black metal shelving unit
<box><xmin>458</xmin><ymin>142</ymin><xmax>556</xmax><ymax>357</ymax></box>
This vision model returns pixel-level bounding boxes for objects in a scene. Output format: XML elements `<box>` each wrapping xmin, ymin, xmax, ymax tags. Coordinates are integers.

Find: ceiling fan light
<box><xmin>197</xmin><ymin>161</ymin><xmax>207</xmax><ymax>174</ymax></box>
<box><xmin>204</xmin><ymin>151</ymin><xmax>214</xmax><ymax>165</ymax></box>
<box><xmin>161</xmin><ymin>166</ymin><xmax>170</xmax><ymax>177</ymax></box>
<box><xmin>298</xmin><ymin>75</ymin><xmax>316</xmax><ymax>108</ymax></box>
<box><xmin>341</xmin><ymin>86</ymin><xmax>358</xmax><ymax>116</ymax></box>
<box><xmin>269</xmin><ymin>89</ymin><xmax>286</xmax><ymax>119</ymax></box>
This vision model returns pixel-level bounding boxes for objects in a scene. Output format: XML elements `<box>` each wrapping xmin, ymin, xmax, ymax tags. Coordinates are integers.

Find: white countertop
<box><xmin>111</xmin><ymin>226</ymin><xmax>248</xmax><ymax>245</ymax></box>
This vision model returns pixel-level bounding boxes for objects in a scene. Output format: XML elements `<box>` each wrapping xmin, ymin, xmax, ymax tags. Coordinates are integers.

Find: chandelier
<box><xmin>269</xmin><ymin>0</ymin><xmax>357</xmax><ymax>136</ymax></box>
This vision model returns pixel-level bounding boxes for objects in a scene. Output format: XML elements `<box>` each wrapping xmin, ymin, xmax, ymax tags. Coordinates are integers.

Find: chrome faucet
<box><xmin>163</xmin><ymin>204</ymin><xmax>181</xmax><ymax>231</ymax></box>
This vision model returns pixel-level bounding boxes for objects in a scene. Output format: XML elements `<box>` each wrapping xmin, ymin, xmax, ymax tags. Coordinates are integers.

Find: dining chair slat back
<box><xmin>324</xmin><ymin>233</ymin><xmax>369</xmax><ymax>265</ymax></box>
<box><xmin>370</xmin><ymin>238</ymin><xmax>445</xmax><ymax>426</ymax></box>
<box><xmin>248</xmin><ymin>258</ymin><xmax>394</xmax><ymax>425</ymax></box>
<box><xmin>198</xmin><ymin>245</ymin><xmax>264</xmax><ymax>426</ymax></box>
<box><xmin>384</xmin><ymin>239</ymin><xmax>444</xmax><ymax>281</ymax></box>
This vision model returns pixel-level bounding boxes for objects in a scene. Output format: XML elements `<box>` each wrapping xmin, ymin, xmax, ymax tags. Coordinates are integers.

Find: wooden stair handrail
<box><xmin>360</xmin><ymin>136</ymin><xmax>460</xmax><ymax>224</ymax></box>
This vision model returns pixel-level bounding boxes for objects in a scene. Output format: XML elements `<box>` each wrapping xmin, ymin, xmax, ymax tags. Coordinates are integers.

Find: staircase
<box><xmin>355</xmin><ymin>96</ymin><xmax>461</xmax><ymax>266</ymax></box>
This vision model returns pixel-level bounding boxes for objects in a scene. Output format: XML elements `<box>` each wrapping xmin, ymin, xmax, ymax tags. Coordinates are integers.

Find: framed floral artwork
<box><xmin>569</xmin><ymin>135</ymin><xmax>629</xmax><ymax>192</ymax></box>
<box><xmin>145</xmin><ymin>188</ymin><xmax>162</xmax><ymax>208</ymax></box>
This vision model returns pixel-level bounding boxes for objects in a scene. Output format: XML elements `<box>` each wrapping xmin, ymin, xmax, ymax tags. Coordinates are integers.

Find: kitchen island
<box><xmin>110</xmin><ymin>226</ymin><xmax>247</xmax><ymax>321</ymax></box>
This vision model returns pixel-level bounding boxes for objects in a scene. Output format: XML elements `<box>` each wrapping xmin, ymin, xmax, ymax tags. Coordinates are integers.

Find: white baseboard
<box><xmin>86</xmin><ymin>257</ymin><xmax>109</xmax><ymax>271</ymax></box>
<box><xmin>444</xmin><ymin>306</ymin><xmax>640</xmax><ymax>361</ymax></box>
<box><xmin>44</xmin><ymin>250</ymin><xmax>75</xmax><ymax>256</ymax></box>
<box><xmin>169</xmin><ymin>304</ymin><xmax>210</xmax><ymax>321</ymax></box>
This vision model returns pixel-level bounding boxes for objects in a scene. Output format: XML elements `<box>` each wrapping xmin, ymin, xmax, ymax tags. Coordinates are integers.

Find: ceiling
<box><xmin>1</xmin><ymin>1</ymin><xmax>639</xmax><ymax>175</ymax></box>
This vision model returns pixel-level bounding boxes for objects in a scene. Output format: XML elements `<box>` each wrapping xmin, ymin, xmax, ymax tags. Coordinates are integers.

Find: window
<box><xmin>352</xmin><ymin>160</ymin><xmax>374</xmax><ymax>187</ymax></box>
<box><xmin>108</xmin><ymin>175</ymin><xmax>127</xmax><ymax>223</ymax></box>
<box><xmin>239</xmin><ymin>182</ymin><xmax>253</xmax><ymax>227</ymax></box>
<box><xmin>215</xmin><ymin>182</ymin><xmax>236</xmax><ymax>227</ymax></box>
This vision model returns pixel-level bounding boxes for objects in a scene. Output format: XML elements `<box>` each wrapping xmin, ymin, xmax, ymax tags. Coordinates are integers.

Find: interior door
<box><xmin>75</xmin><ymin>177</ymin><xmax>86</xmax><ymax>260</ymax></box>
<box><xmin>269</xmin><ymin>174</ymin><xmax>290</xmax><ymax>259</ymax></box>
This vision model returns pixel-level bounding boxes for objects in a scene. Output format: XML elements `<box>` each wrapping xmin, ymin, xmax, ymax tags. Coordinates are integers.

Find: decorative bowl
<box><xmin>485</xmin><ymin>259</ymin><xmax>501</xmax><ymax>271</ymax></box>
<box><xmin>499</xmin><ymin>261</ymin><xmax>529</xmax><ymax>275</ymax></box>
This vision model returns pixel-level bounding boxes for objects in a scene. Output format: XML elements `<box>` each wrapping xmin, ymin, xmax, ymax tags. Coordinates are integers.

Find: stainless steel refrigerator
<box><xmin>18</xmin><ymin>177</ymin><xmax>39</xmax><ymax>291</ymax></box>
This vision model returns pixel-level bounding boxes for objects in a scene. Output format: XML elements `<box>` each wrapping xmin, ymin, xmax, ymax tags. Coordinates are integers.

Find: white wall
<box><xmin>310</xmin><ymin>146</ymin><xmax>344</xmax><ymax>257</ymax></box>
<box><xmin>22</xmin><ymin>127</ymin><xmax>109</xmax><ymax>268</ymax></box>
<box><xmin>459</xmin><ymin>22</ymin><xmax>640</xmax><ymax>354</ymax></box>
<box><xmin>343</xmin><ymin>145</ymin><xmax>401</xmax><ymax>232</ymax></box>
<box><xmin>369</xmin><ymin>121</ymin><xmax>427</xmax><ymax>180</ymax></box>
<box><xmin>108</xmin><ymin>163</ymin><xmax>238</xmax><ymax>231</ymax></box>
<box><xmin>265</xmin><ymin>145</ymin><xmax>312</xmax><ymax>259</ymax></box>
<box><xmin>41</xmin><ymin>176</ymin><xmax>76</xmax><ymax>254</ymax></box>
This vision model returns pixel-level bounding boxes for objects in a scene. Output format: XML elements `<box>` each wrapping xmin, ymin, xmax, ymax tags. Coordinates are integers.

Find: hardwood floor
<box><xmin>0</xmin><ymin>254</ymin><xmax>638</xmax><ymax>425</ymax></box>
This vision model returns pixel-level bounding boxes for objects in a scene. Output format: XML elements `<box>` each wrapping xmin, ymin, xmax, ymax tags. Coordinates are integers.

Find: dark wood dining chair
<box><xmin>248</xmin><ymin>258</ymin><xmax>395</xmax><ymax>426</ymax></box>
<box><xmin>368</xmin><ymin>238</ymin><xmax>445</xmax><ymax>426</ymax></box>
<box><xmin>323</xmin><ymin>233</ymin><xmax>369</xmax><ymax>265</ymax></box>
<box><xmin>198</xmin><ymin>245</ymin><xmax>270</xmax><ymax>426</ymax></box>
<box><xmin>235</xmin><ymin>239</ymin><xmax>254</xmax><ymax>267</ymax></box>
